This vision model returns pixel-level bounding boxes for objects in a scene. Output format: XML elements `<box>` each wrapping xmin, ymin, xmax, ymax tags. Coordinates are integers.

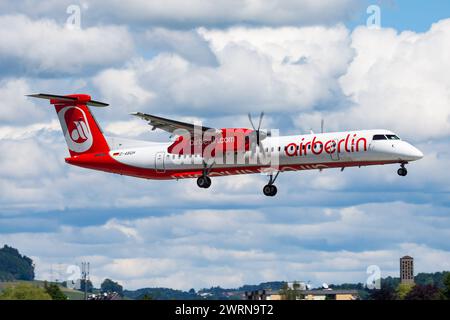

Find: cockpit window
<box><xmin>373</xmin><ymin>134</ymin><xmax>387</xmax><ymax>140</ymax></box>
<box><xmin>386</xmin><ymin>134</ymin><xmax>400</xmax><ymax>140</ymax></box>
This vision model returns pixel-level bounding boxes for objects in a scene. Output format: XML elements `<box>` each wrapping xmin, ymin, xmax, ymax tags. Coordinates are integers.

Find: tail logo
<box><xmin>57</xmin><ymin>106</ymin><xmax>93</xmax><ymax>153</ymax></box>
<box><xmin>70</xmin><ymin>120</ymin><xmax>89</xmax><ymax>143</ymax></box>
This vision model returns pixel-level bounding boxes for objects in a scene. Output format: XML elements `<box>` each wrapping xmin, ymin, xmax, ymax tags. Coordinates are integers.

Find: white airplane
<box><xmin>29</xmin><ymin>93</ymin><xmax>424</xmax><ymax>196</ymax></box>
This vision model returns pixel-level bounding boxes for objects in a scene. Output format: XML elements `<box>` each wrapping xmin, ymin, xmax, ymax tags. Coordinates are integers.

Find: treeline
<box><xmin>330</xmin><ymin>272</ymin><xmax>450</xmax><ymax>300</ymax></box>
<box><xmin>125</xmin><ymin>282</ymin><xmax>287</xmax><ymax>300</ymax></box>
<box><xmin>0</xmin><ymin>245</ymin><xmax>34</xmax><ymax>281</ymax></box>
<box><xmin>124</xmin><ymin>287</ymin><xmax>199</xmax><ymax>300</ymax></box>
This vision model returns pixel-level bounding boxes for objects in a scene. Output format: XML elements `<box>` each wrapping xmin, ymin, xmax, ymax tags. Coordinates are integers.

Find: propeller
<box><xmin>248</xmin><ymin>112</ymin><xmax>269</xmax><ymax>157</ymax></box>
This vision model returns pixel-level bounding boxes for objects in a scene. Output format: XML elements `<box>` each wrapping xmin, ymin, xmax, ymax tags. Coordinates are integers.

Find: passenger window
<box><xmin>386</xmin><ymin>134</ymin><xmax>400</xmax><ymax>140</ymax></box>
<box><xmin>373</xmin><ymin>135</ymin><xmax>387</xmax><ymax>140</ymax></box>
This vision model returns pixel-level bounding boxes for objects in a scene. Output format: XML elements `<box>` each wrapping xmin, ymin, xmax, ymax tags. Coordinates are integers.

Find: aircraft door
<box><xmin>330</xmin><ymin>139</ymin><xmax>340</xmax><ymax>161</ymax></box>
<box><xmin>155</xmin><ymin>152</ymin><xmax>165</xmax><ymax>173</ymax></box>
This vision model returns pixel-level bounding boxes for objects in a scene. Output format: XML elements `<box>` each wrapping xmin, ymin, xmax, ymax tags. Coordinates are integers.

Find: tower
<box><xmin>400</xmin><ymin>256</ymin><xmax>414</xmax><ymax>284</ymax></box>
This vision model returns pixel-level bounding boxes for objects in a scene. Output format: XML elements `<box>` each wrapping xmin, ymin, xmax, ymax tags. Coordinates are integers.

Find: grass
<box><xmin>0</xmin><ymin>280</ymin><xmax>86</xmax><ymax>300</ymax></box>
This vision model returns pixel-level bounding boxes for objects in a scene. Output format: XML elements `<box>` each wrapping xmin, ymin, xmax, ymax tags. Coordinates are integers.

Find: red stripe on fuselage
<box><xmin>65</xmin><ymin>153</ymin><xmax>400</xmax><ymax>180</ymax></box>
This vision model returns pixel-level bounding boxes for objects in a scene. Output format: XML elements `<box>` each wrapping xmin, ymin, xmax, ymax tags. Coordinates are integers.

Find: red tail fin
<box><xmin>29</xmin><ymin>94</ymin><xmax>110</xmax><ymax>157</ymax></box>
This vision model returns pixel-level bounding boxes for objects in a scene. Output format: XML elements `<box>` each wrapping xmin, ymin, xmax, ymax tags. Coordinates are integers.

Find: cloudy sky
<box><xmin>1</xmin><ymin>0</ymin><xmax>450</xmax><ymax>290</ymax></box>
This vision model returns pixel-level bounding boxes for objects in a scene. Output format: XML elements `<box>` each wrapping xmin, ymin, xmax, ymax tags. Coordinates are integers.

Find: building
<box><xmin>400</xmin><ymin>256</ymin><xmax>414</xmax><ymax>284</ymax></box>
<box><xmin>299</xmin><ymin>290</ymin><xmax>359</xmax><ymax>300</ymax></box>
<box><xmin>265</xmin><ymin>289</ymin><xmax>359</xmax><ymax>300</ymax></box>
<box><xmin>245</xmin><ymin>290</ymin><xmax>268</xmax><ymax>300</ymax></box>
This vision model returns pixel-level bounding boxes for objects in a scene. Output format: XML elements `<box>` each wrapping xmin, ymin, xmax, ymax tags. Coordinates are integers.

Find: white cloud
<box><xmin>0</xmin><ymin>0</ymin><xmax>362</xmax><ymax>28</ymax></box>
<box><xmin>0</xmin><ymin>14</ymin><xmax>134</xmax><ymax>75</ymax></box>
<box><xmin>92</xmin><ymin>67</ymin><xmax>155</xmax><ymax>111</ymax></box>
<box><xmin>96</xmin><ymin>0</ymin><xmax>360</xmax><ymax>27</ymax></box>
<box><xmin>93</xmin><ymin>25</ymin><xmax>353</xmax><ymax>114</ymax></box>
<box><xmin>0</xmin><ymin>79</ymin><xmax>48</xmax><ymax>124</ymax></box>
<box><xmin>141</xmin><ymin>28</ymin><xmax>218</xmax><ymax>65</ymax></box>
<box><xmin>298</xmin><ymin>19</ymin><xmax>450</xmax><ymax>141</ymax></box>
<box><xmin>2</xmin><ymin>202</ymin><xmax>450</xmax><ymax>290</ymax></box>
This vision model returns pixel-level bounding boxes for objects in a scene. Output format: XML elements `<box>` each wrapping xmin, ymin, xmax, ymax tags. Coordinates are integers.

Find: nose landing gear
<box><xmin>263</xmin><ymin>171</ymin><xmax>280</xmax><ymax>197</ymax></box>
<box><xmin>397</xmin><ymin>163</ymin><xmax>408</xmax><ymax>177</ymax></box>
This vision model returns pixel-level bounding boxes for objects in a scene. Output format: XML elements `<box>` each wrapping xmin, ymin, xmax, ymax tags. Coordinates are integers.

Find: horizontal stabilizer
<box><xmin>27</xmin><ymin>93</ymin><xmax>109</xmax><ymax>107</ymax></box>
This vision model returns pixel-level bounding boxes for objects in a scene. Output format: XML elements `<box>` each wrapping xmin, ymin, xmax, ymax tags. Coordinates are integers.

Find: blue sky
<box><xmin>352</xmin><ymin>0</ymin><xmax>450</xmax><ymax>32</ymax></box>
<box><xmin>1</xmin><ymin>1</ymin><xmax>450</xmax><ymax>290</ymax></box>
<box><xmin>345</xmin><ymin>0</ymin><xmax>450</xmax><ymax>32</ymax></box>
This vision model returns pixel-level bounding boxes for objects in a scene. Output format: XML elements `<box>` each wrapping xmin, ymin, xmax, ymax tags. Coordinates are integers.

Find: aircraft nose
<box><xmin>406</xmin><ymin>144</ymin><xmax>424</xmax><ymax>161</ymax></box>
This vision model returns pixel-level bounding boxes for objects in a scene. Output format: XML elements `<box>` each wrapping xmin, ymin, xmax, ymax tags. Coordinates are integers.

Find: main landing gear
<box><xmin>197</xmin><ymin>176</ymin><xmax>211</xmax><ymax>188</ymax></box>
<box><xmin>197</xmin><ymin>161</ymin><xmax>214</xmax><ymax>189</ymax></box>
<box><xmin>263</xmin><ymin>171</ymin><xmax>280</xmax><ymax>197</ymax></box>
<box><xmin>397</xmin><ymin>163</ymin><xmax>408</xmax><ymax>177</ymax></box>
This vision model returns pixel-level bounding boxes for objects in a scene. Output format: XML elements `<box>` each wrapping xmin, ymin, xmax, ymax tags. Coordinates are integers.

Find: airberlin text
<box><xmin>285</xmin><ymin>133</ymin><xmax>367</xmax><ymax>157</ymax></box>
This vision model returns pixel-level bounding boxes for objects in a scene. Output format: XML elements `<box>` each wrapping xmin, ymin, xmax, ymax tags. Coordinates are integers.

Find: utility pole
<box><xmin>81</xmin><ymin>262</ymin><xmax>90</xmax><ymax>300</ymax></box>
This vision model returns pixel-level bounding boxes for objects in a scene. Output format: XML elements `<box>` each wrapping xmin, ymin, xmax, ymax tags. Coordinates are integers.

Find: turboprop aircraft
<box><xmin>28</xmin><ymin>93</ymin><xmax>423</xmax><ymax>196</ymax></box>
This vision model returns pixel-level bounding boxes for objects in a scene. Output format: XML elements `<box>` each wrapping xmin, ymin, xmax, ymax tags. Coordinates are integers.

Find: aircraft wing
<box><xmin>131</xmin><ymin>112</ymin><xmax>216</xmax><ymax>135</ymax></box>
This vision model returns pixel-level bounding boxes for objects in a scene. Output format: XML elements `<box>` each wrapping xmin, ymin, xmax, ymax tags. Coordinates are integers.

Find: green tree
<box><xmin>396</xmin><ymin>283</ymin><xmax>414</xmax><ymax>300</ymax></box>
<box><xmin>140</xmin><ymin>294</ymin><xmax>153</xmax><ymax>300</ymax></box>
<box><xmin>369</xmin><ymin>284</ymin><xmax>396</xmax><ymax>300</ymax></box>
<box><xmin>404</xmin><ymin>284</ymin><xmax>442</xmax><ymax>300</ymax></box>
<box><xmin>443</xmin><ymin>273</ymin><xmax>450</xmax><ymax>299</ymax></box>
<box><xmin>44</xmin><ymin>282</ymin><xmax>67</xmax><ymax>300</ymax></box>
<box><xmin>0</xmin><ymin>283</ymin><xmax>51</xmax><ymax>300</ymax></box>
<box><xmin>101</xmin><ymin>278</ymin><xmax>123</xmax><ymax>296</ymax></box>
<box><xmin>0</xmin><ymin>245</ymin><xmax>35</xmax><ymax>281</ymax></box>
<box><xmin>79</xmin><ymin>279</ymin><xmax>94</xmax><ymax>293</ymax></box>
<box><xmin>279</xmin><ymin>282</ymin><xmax>305</xmax><ymax>300</ymax></box>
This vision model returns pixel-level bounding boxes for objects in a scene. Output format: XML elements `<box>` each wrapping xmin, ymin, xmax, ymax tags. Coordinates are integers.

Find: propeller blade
<box><xmin>248</xmin><ymin>112</ymin><xmax>267</xmax><ymax>157</ymax></box>
<box><xmin>257</xmin><ymin>111</ymin><xmax>264</xmax><ymax>130</ymax></box>
<box><xmin>248</xmin><ymin>113</ymin><xmax>256</xmax><ymax>130</ymax></box>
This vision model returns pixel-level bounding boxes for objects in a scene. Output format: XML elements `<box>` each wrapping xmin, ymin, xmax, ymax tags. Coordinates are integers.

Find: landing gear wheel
<box><xmin>269</xmin><ymin>185</ymin><xmax>277</xmax><ymax>196</ymax></box>
<box><xmin>197</xmin><ymin>176</ymin><xmax>212</xmax><ymax>188</ymax></box>
<box><xmin>204</xmin><ymin>176</ymin><xmax>211</xmax><ymax>188</ymax></box>
<box><xmin>397</xmin><ymin>168</ymin><xmax>407</xmax><ymax>177</ymax></box>
<box><xmin>263</xmin><ymin>184</ymin><xmax>277</xmax><ymax>197</ymax></box>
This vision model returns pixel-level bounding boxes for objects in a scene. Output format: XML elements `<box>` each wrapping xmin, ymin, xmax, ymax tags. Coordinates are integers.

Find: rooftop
<box><xmin>299</xmin><ymin>290</ymin><xmax>359</xmax><ymax>295</ymax></box>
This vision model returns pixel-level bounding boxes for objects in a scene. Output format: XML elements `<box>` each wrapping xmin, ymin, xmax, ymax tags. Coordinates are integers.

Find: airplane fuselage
<box><xmin>65</xmin><ymin>129</ymin><xmax>423</xmax><ymax>180</ymax></box>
